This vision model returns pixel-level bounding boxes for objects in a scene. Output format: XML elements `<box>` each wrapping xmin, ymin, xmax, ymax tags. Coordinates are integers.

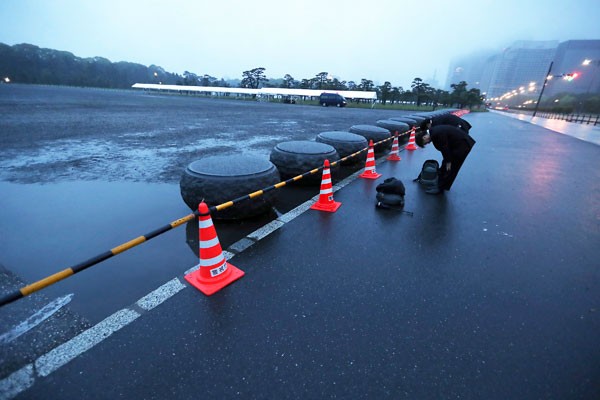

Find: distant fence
<box><xmin>535</xmin><ymin>112</ymin><xmax>599</xmax><ymax>126</ymax></box>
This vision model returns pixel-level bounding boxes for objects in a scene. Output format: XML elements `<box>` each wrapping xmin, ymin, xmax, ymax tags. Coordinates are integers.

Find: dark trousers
<box><xmin>439</xmin><ymin>146</ymin><xmax>473</xmax><ymax>191</ymax></box>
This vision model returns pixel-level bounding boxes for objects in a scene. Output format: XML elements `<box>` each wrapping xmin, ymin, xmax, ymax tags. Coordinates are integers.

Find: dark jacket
<box><xmin>432</xmin><ymin>114</ymin><xmax>472</xmax><ymax>133</ymax></box>
<box><xmin>430</xmin><ymin>125</ymin><xmax>476</xmax><ymax>162</ymax></box>
<box><xmin>429</xmin><ymin>125</ymin><xmax>476</xmax><ymax>191</ymax></box>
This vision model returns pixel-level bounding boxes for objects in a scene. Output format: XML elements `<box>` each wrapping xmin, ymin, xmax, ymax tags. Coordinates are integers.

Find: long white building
<box><xmin>131</xmin><ymin>83</ymin><xmax>378</xmax><ymax>101</ymax></box>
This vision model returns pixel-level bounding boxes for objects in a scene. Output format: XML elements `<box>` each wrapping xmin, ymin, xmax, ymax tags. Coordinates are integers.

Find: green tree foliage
<box><xmin>241</xmin><ymin>67</ymin><xmax>269</xmax><ymax>89</ymax></box>
<box><xmin>327</xmin><ymin>78</ymin><xmax>347</xmax><ymax>90</ymax></box>
<box><xmin>447</xmin><ymin>81</ymin><xmax>484</xmax><ymax>109</ymax></box>
<box><xmin>315</xmin><ymin>72</ymin><xmax>329</xmax><ymax>89</ymax></box>
<box><xmin>358</xmin><ymin>79</ymin><xmax>374</xmax><ymax>91</ymax></box>
<box><xmin>411</xmin><ymin>77</ymin><xmax>430</xmax><ymax>107</ymax></box>
<box><xmin>0</xmin><ymin>43</ymin><xmax>186</xmax><ymax>88</ymax></box>
<box><xmin>298</xmin><ymin>78</ymin><xmax>312</xmax><ymax>89</ymax></box>
<box><xmin>377</xmin><ymin>81</ymin><xmax>392</xmax><ymax>105</ymax></box>
<box><xmin>281</xmin><ymin>74</ymin><xmax>296</xmax><ymax>88</ymax></box>
<box><xmin>181</xmin><ymin>71</ymin><xmax>200</xmax><ymax>86</ymax></box>
<box><xmin>449</xmin><ymin>81</ymin><xmax>468</xmax><ymax>108</ymax></box>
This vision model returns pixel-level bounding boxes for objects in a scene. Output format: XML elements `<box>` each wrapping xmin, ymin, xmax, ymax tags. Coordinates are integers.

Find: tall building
<box><xmin>447</xmin><ymin>40</ymin><xmax>600</xmax><ymax>101</ymax></box>
<box><xmin>483</xmin><ymin>41</ymin><xmax>558</xmax><ymax>99</ymax></box>
<box><xmin>543</xmin><ymin>40</ymin><xmax>600</xmax><ymax>97</ymax></box>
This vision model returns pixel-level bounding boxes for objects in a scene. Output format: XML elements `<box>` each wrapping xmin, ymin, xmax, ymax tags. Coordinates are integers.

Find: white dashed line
<box><xmin>35</xmin><ymin>308</ymin><xmax>140</xmax><ymax>377</ymax></box>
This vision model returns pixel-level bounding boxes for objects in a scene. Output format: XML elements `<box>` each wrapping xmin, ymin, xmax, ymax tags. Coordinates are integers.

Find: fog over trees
<box><xmin>0</xmin><ymin>43</ymin><xmax>484</xmax><ymax>109</ymax></box>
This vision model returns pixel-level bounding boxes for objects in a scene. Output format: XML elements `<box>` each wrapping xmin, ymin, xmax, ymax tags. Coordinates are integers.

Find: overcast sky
<box><xmin>1</xmin><ymin>0</ymin><xmax>599</xmax><ymax>89</ymax></box>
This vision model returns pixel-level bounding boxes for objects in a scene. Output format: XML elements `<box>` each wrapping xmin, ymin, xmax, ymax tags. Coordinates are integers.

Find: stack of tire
<box><xmin>315</xmin><ymin>131</ymin><xmax>367</xmax><ymax>165</ymax></box>
<box><xmin>348</xmin><ymin>125</ymin><xmax>392</xmax><ymax>153</ymax></box>
<box><xmin>269</xmin><ymin>141</ymin><xmax>339</xmax><ymax>185</ymax></box>
<box><xmin>180</xmin><ymin>155</ymin><xmax>281</xmax><ymax>220</ymax></box>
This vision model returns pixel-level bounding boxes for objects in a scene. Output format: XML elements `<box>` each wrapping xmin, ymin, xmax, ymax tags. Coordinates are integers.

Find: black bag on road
<box><xmin>413</xmin><ymin>159</ymin><xmax>439</xmax><ymax>189</ymax></box>
<box><xmin>375</xmin><ymin>177</ymin><xmax>405</xmax><ymax>209</ymax></box>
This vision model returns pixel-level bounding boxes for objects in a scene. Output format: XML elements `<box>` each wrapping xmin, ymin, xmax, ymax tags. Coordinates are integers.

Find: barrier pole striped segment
<box><xmin>0</xmin><ymin>212</ymin><xmax>199</xmax><ymax>307</ymax></box>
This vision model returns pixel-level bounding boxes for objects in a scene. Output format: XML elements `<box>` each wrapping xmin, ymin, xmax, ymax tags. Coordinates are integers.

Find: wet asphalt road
<box><xmin>1</xmin><ymin>99</ymin><xmax>599</xmax><ymax>399</ymax></box>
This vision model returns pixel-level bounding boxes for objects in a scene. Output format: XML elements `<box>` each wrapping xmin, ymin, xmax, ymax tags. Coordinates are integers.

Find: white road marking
<box><xmin>0</xmin><ymin>294</ymin><xmax>73</xmax><ymax>344</ymax></box>
<box><xmin>35</xmin><ymin>308</ymin><xmax>140</xmax><ymax>377</ymax></box>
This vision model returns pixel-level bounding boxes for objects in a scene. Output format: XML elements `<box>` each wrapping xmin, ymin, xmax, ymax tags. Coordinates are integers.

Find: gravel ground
<box><xmin>0</xmin><ymin>84</ymin><xmax>409</xmax><ymax>185</ymax></box>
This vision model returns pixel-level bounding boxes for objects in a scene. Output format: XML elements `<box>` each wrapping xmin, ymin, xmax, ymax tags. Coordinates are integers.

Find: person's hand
<box><xmin>446</xmin><ymin>162</ymin><xmax>451</xmax><ymax>172</ymax></box>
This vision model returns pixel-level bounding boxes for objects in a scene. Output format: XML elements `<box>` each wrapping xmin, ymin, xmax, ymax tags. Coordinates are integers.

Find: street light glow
<box><xmin>582</xmin><ymin>59</ymin><xmax>591</xmax><ymax>66</ymax></box>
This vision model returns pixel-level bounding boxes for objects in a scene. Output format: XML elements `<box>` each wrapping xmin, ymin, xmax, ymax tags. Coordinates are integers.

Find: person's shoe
<box><xmin>425</xmin><ymin>187</ymin><xmax>442</xmax><ymax>195</ymax></box>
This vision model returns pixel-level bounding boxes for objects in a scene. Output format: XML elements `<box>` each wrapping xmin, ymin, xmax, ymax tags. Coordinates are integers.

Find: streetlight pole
<box><xmin>533</xmin><ymin>61</ymin><xmax>553</xmax><ymax>117</ymax></box>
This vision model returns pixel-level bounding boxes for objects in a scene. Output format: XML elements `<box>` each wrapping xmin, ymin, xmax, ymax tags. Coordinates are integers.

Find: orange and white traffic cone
<box><xmin>359</xmin><ymin>140</ymin><xmax>382</xmax><ymax>179</ymax></box>
<box><xmin>311</xmin><ymin>159</ymin><xmax>341</xmax><ymax>212</ymax></box>
<box><xmin>184</xmin><ymin>202</ymin><xmax>244</xmax><ymax>296</ymax></box>
<box><xmin>405</xmin><ymin>127</ymin><xmax>418</xmax><ymax>151</ymax></box>
<box><xmin>387</xmin><ymin>133</ymin><xmax>401</xmax><ymax>161</ymax></box>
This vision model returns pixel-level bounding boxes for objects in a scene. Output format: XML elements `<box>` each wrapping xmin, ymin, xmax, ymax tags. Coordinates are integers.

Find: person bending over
<box><xmin>420</xmin><ymin>114</ymin><xmax>472</xmax><ymax>134</ymax></box>
<box><xmin>415</xmin><ymin>124</ymin><xmax>476</xmax><ymax>195</ymax></box>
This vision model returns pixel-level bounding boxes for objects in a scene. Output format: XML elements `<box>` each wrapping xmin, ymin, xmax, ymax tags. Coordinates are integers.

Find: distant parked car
<box><xmin>282</xmin><ymin>96</ymin><xmax>296</xmax><ymax>104</ymax></box>
<box><xmin>319</xmin><ymin>93</ymin><xmax>347</xmax><ymax>107</ymax></box>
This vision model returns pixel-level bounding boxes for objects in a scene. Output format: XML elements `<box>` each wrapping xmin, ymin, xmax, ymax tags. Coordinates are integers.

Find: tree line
<box><xmin>0</xmin><ymin>43</ymin><xmax>483</xmax><ymax>109</ymax></box>
<box><xmin>237</xmin><ymin>67</ymin><xmax>483</xmax><ymax>109</ymax></box>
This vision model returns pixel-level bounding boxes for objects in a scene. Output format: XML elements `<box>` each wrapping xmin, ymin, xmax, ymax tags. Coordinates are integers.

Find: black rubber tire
<box><xmin>388</xmin><ymin>117</ymin><xmax>418</xmax><ymax>128</ymax></box>
<box><xmin>316</xmin><ymin>131</ymin><xmax>368</xmax><ymax>165</ymax></box>
<box><xmin>376</xmin><ymin>120</ymin><xmax>411</xmax><ymax>145</ymax></box>
<box><xmin>348</xmin><ymin>124</ymin><xmax>392</xmax><ymax>153</ymax></box>
<box><xmin>180</xmin><ymin>155</ymin><xmax>281</xmax><ymax>220</ymax></box>
<box><xmin>405</xmin><ymin>115</ymin><xmax>427</xmax><ymax>123</ymax></box>
<box><xmin>270</xmin><ymin>141</ymin><xmax>339</xmax><ymax>185</ymax></box>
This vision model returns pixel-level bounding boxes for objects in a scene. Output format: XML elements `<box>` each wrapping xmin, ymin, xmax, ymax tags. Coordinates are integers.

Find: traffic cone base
<box><xmin>311</xmin><ymin>198</ymin><xmax>341</xmax><ymax>212</ymax></box>
<box><xmin>185</xmin><ymin>262</ymin><xmax>245</xmax><ymax>296</ymax></box>
<box><xmin>359</xmin><ymin>170</ymin><xmax>382</xmax><ymax>179</ymax></box>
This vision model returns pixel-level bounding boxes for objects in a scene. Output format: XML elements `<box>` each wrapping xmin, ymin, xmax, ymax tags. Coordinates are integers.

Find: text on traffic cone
<box><xmin>311</xmin><ymin>159</ymin><xmax>342</xmax><ymax>212</ymax></box>
<box><xmin>184</xmin><ymin>202</ymin><xmax>244</xmax><ymax>296</ymax></box>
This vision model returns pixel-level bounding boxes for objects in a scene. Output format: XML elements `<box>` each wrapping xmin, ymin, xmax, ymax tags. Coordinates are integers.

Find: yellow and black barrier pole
<box><xmin>0</xmin><ymin>211</ymin><xmax>199</xmax><ymax>307</ymax></box>
<box><xmin>0</xmin><ymin>132</ymin><xmax>407</xmax><ymax>308</ymax></box>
